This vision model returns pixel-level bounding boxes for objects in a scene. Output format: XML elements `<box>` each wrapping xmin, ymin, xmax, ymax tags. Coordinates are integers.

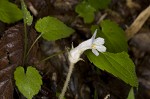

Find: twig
<box><xmin>97</xmin><ymin>13</ymin><xmax>107</xmax><ymax>24</ymax></box>
<box><xmin>27</xmin><ymin>2</ymin><xmax>38</xmax><ymax>16</ymax></box>
<box><xmin>125</xmin><ymin>5</ymin><xmax>150</xmax><ymax>40</ymax></box>
<box><xmin>126</xmin><ymin>0</ymin><xmax>140</xmax><ymax>9</ymax></box>
<box><xmin>104</xmin><ymin>94</ymin><xmax>110</xmax><ymax>99</ymax></box>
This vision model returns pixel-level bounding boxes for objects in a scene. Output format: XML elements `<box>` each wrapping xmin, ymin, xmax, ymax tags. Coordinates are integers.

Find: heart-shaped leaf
<box><xmin>35</xmin><ymin>16</ymin><xmax>74</xmax><ymax>41</ymax></box>
<box><xmin>86</xmin><ymin>51</ymin><xmax>138</xmax><ymax>87</ymax></box>
<box><xmin>14</xmin><ymin>66</ymin><xmax>42</xmax><ymax>99</ymax></box>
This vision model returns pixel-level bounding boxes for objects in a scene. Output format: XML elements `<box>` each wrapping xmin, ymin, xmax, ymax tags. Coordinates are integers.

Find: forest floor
<box><xmin>0</xmin><ymin>0</ymin><xmax>150</xmax><ymax>99</ymax></box>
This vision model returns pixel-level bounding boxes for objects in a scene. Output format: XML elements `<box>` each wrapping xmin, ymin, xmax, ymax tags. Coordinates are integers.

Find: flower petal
<box><xmin>96</xmin><ymin>45</ymin><xmax>106</xmax><ymax>52</ymax></box>
<box><xmin>78</xmin><ymin>38</ymin><xmax>92</xmax><ymax>51</ymax></box>
<box><xmin>94</xmin><ymin>37</ymin><xmax>105</xmax><ymax>45</ymax></box>
<box><xmin>92</xmin><ymin>49</ymin><xmax>99</xmax><ymax>56</ymax></box>
<box><xmin>71</xmin><ymin>42</ymin><xmax>74</xmax><ymax>49</ymax></box>
<box><xmin>91</xmin><ymin>29</ymin><xmax>97</xmax><ymax>42</ymax></box>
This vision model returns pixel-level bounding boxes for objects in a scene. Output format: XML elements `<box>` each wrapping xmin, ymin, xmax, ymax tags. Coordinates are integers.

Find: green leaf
<box><xmin>86</xmin><ymin>51</ymin><xmax>138</xmax><ymax>87</ymax></box>
<box><xmin>75</xmin><ymin>1</ymin><xmax>96</xmax><ymax>23</ymax></box>
<box><xmin>88</xmin><ymin>0</ymin><xmax>111</xmax><ymax>10</ymax></box>
<box><xmin>14</xmin><ymin>66</ymin><xmax>42</xmax><ymax>99</ymax></box>
<box><xmin>35</xmin><ymin>16</ymin><xmax>74</xmax><ymax>41</ymax></box>
<box><xmin>99</xmin><ymin>20</ymin><xmax>128</xmax><ymax>53</ymax></box>
<box><xmin>0</xmin><ymin>0</ymin><xmax>22</xmax><ymax>23</ymax></box>
<box><xmin>127</xmin><ymin>87</ymin><xmax>135</xmax><ymax>99</ymax></box>
<box><xmin>21</xmin><ymin>0</ymin><xmax>33</xmax><ymax>25</ymax></box>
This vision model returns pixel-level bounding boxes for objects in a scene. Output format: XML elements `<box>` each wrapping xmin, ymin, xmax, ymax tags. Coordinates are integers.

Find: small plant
<box><xmin>75</xmin><ymin>0</ymin><xmax>111</xmax><ymax>23</ymax></box>
<box><xmin>59</xmin><ymin>24</ymin><xmax>138</xmax><ymax>98</ymax></box>
<box><xmin>13</xmin><ymin>0</ymin><xmax>41</xmax><ymax>99</ymax></box>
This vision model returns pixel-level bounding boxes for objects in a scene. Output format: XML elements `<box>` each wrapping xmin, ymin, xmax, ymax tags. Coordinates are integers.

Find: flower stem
<box><xmin>59</xmin><ymin>63</ymin><xmax>74</xmax><ymax>99</ymax></box>
<box><xmin>40</xmin><ymin>50</ymin><xmax>66</xmax><ymax>63</ymax></box>
<box><xmin>25</xmin><ymin>34</ymin><xmax>42</xmax><ymax>58</ymax></box>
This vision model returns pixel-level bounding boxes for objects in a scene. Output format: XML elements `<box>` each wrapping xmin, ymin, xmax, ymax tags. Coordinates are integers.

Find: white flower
<box><xmin>68</xmin><ymin>29</ymin><xmax>106</xmax><ymax>64</ymax></box>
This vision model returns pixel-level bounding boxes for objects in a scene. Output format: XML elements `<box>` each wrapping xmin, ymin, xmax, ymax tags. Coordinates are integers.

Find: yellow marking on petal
<box><xmin>92</xmin><ymin>44</ymin><xmax>97</xmax><ymax>49</ymax></box>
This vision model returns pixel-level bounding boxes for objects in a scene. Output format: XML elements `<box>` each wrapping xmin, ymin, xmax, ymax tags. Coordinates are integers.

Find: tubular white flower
<box><xmin>68</xmin><ymin>29</ymin><xmax>106</xmax><ymax>64</ymax></box>
<box><xmin>60</xmin><ymin>29</ymin><xmax>106</xmax><ymax>99</ymax></box>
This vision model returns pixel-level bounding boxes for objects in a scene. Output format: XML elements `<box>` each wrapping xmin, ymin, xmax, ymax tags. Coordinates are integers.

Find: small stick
<box><xmin>27</xmin><ymin>2</ymin><xmax>38</xmax><ymax>16</ymax></box>
<box><xmin>125</xmin><ymin>5</ymin><xmax>150</xmax><ymax>40</ymax></box>
<box><xmin>126</xmin><ymin>0</ymin><xmax>140</xmax><ymax>9</ymax></box>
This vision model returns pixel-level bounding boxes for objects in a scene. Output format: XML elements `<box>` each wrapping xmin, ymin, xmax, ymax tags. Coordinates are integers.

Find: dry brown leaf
<box><xmin>0</xmin><ymin>24</ymin><xmax>24</xmax><ymax>98</ymax></box>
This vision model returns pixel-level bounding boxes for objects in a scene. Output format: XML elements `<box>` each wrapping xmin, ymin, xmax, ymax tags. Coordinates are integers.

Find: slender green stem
<box><xmin>21</xmin><ymin>0</ymin><xmax>27</xmax><ymax>65</ymax></box>
<box><xmin>26</xmin><ymin>34</ymin><xmax>42</xmax><ymax>58</ymax></box>
<box><xmin>59</xmin><ymin>63</ymin><xmax>75</xmax><ymax>99</ymax></box>
<box><xmin>40</xmin><ymin>50</ymin><xmax>66</xmax><ymax>63</ymax></box>
<box><xmin>23</xmin><ymin>22</ymin><xmax>27</xmax><ymax>65</ymax></box>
